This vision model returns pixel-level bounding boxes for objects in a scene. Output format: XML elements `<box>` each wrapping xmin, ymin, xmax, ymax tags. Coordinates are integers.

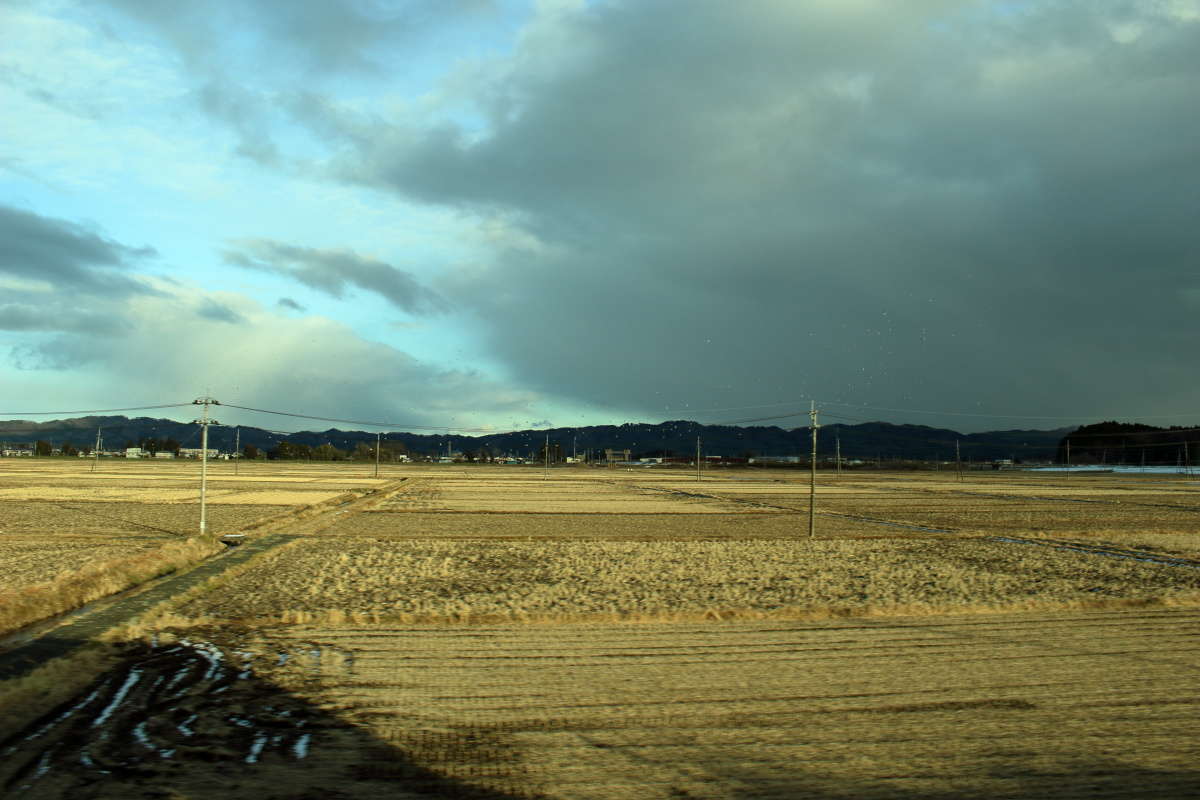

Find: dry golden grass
<box><xmin>325</xmin><ymin>510</ymin><xmax>862</xmax><ymax>539</ymax></box>
<box><xmin>256</xmin><ymin>609</ymin><xmax>1200</xmax><ymax>799</ymax></box>
<box><xmin>0</xmin><ymin>535</ymin><xmax>225</xmax><ymax>638</ymax></box>
<box><xmin>173</xmin><ymin>537</ymin><xmax>1200</xmax><ymax>624</ymax></box>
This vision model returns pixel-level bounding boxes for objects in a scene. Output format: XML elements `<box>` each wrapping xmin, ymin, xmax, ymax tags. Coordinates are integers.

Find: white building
<box><xmin>178</xmin><ymin>448</ymin><xmax>219</xmax><ymax>459</ymax></box>
<box><xmin>125</xmin><ymin>447</ymin><xmax>144</xmax><ymax>458</ymax></box>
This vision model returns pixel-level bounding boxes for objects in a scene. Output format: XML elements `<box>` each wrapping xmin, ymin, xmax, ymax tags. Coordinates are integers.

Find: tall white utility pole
<box><xmin>234</xmin><ymin>427</ymin><xmax>240</xmax><ymax>476</ymax></box>
<box><xmin>91</xmin><ymin>426</ymin><xmax>102</xmax><ymax>473</ymax></box>
<box><xmin>193</xmin><ymin>396</ymin><xmax>220</xmax><ymax>536</ymax></box>
<box><xmin>696</xmin><ymin>435</ymin><xmax>701</xmax><ymax>483</ymax></box>
<box><xmin>809</xmin><ymin>402</ymin><xmax>819</xmax><ymax>538</ymax></box>
<box><xmin>375</xmin><ymin>432</ymin><xmax>381</xmax><ymax>479</ymax></box>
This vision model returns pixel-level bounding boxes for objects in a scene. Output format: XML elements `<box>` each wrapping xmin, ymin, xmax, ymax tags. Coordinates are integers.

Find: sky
<box><xmin>2</xmin><ymin>0</ymin><xmax>1199</xmax><ymax>434</ymax></box>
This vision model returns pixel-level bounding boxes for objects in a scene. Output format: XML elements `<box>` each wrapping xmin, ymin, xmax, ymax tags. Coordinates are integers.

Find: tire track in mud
<box><xmin>0</xmin><ymin>479</ymin><xmax>410</xmax><ymax>682</ymax></box>
<box><xmin>0</xmin><ymin>636</ymin><xmax>358</xmax><ymax>796</ymax></box>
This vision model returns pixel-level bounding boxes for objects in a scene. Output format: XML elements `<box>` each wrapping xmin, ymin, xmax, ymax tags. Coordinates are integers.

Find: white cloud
<box><xmin>6</xmin><ymin>279</ymin><xmax>540</xmax><ymax>430</ymax></box>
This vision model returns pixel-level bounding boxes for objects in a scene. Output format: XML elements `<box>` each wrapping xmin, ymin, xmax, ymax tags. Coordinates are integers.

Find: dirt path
<box><xmin>0</xmin><ymin>479</ymin><xmax>409</xmax><ymax>682</ymax></box>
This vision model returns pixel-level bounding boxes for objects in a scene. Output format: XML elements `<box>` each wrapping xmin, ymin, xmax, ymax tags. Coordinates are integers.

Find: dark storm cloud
<box><xmin>307</xmin><ymin>0</ymin><xmax>1200</xmax><ymax>427</ymax></box>
<box><xmin>195</xmin><ymin>298</ymin><xmax>245</xmax><ymax>324</ymax></box>
<box><xmin>0</xmin><ymin>204</ymin><xmax>155</xmax><ymax>297</ymax></box>
<box><xmin>223</xmin><ymin>240</ymin><xmax>449</xmax><ymax>315</ymax></box>
<box><xmin>277</xmin><ymin>297</ymin><xmax>306</xmax><ymax>312</ymax></box>
<box><xmin>0</xmin><ymin>304</ymin><xmax>126</xmax><ymax>334</ymax></box>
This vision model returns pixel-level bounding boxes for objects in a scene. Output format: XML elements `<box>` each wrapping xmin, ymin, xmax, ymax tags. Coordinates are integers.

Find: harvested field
<box><xmin>0</xmin><ymin>504</ymin><xmax>290</xmax><ymax>593</ymax></box>
<box><xmin>0</xmin><ymin>487</ymin><xmax>345</xmax><ymax>505</ymax></box>
<box><xmin>5</xmin><ymin>463</ymin><xmax>1200</xmax><ymax>798</ymax></box>
<box><xmin>379</xmin><ymin>477</ymin><xmax>762</xmax><ymax>513</ymax></box>
<box><xmin>177</xmin><ymin>537</ymin><xmax>1200</xmax><ymax>622</ymax></box>
<box><xmin>323</xmin><ymin>510</ymin><xmax>863</xmax><ymax>539</ymax></box>
<box><xmin>6</xmin><ymin>607</ymin><xmax>1200</xmax><ymax>798</ymax></box>
<box><xmin>0</xmin><ymin>501</ymin><xmax>291</xmax><ymax>537</ymax></box>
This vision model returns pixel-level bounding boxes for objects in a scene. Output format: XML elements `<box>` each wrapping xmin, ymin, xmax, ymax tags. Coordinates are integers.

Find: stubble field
<box><xmin>3</xmin><ymin>461</ymin><xmax>1200</xmax><ymax>798</ymax></box>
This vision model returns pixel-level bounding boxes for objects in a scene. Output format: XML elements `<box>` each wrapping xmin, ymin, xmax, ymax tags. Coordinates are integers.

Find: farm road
<box><xmin>0</xmin><ymin>532</ymin><xmax>297</xmax><ymax>681</ymax></box>
<box><xmin>0</xmin><ymin>478</ymin><xmax>410</xmax><ymax>682</ymax></box>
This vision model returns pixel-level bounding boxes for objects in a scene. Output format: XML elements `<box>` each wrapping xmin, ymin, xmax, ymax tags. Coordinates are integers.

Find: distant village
<box><xmin>0</xmin><ymin>440</ymin><xmax>852</xmax><ymax>467</ymax></box>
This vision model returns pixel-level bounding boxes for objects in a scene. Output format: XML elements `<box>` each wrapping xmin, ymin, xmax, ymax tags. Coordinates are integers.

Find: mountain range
<box><xmin>0</xmin><ymin>415</ymin><xmax>1076</xmax><ymax>462</ymax></box>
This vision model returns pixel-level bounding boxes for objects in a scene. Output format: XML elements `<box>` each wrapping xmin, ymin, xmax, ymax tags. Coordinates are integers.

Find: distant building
<box><xmin>154</xmin><ymin>451</ymin><xmax>175</xmax><ymax>459</ymax></box>
<box><xmin>125</xmin><ymin>447</ymin><xmax>144</xmax><ymax>458</ymax></box>
<box><xmin>178</xmin><ymin>448</ymin><xmax>219</xmax><ymax>459</ymax></box>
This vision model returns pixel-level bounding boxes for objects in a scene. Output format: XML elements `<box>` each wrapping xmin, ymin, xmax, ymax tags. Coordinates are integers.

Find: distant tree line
<box><xmin>1057</xmin><ymin>421</ymin><xmax>1200</xmax><ymax>465</ymax></box>
<box><xmin>266</xmin><ymin>440</ymin><xmax>412</xmax><ymax>461</ymax></box>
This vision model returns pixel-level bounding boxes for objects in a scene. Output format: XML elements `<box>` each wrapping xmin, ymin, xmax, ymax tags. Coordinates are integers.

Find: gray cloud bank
<box><xmin>223</xmin><ymin>240</ymin><xmax>449</xmax><ymax>315</ymax></box>
<box><xmin>327</xmin><ymin>1</ymin><xmax>1200</xmax><ymax>427</ymax></box>
<box><xmin>0</xmin><ymin>204</ymin><xmax>155</xmax><ymax>297</ymax></box>
<box><xmin>89</xmin><ymin>1</ymin><xmax>1200</xmax><ymax>428</ymax></box>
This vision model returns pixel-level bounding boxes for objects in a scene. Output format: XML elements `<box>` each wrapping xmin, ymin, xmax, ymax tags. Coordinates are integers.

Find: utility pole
<box><xmin>836</xmin><ymin>435</ymin><xmax>842</xmax><ymax>478</ymax></box>
<box><xmin>91</xmin><ymin>426</ymin><xmax>102</xmax><ymax>473</ymax></box>
<box><xmin>955</xmin><ymin>440</ymin><xmax>962</xmax><ymax>483</ymax></box>
<box><xmin>696</xmin><ymin>435</ymin><xmax>701</xmax><ymax>483</ymax></box>
<box><xmin>573</xmin><ymin>435</ymin><xmax>577</xmax><ymax>463</ymax></box>
<box><xmin>544</xmin><ymin>433</ymin><xmax>550</xmax><ymax>478</ymax></box>
<box><xmin>375</xmin><ymin>432</ymin><xmax>382</xmax><ymax>478</ymax></box>
<box><xmin>192</xmin><ymin>396</ymin><xmax>220</xmax><ymax>536</ymax></box>
<box><xmin>809</xmin><ymin>402</ymin><xmax>819</xmax><ymax>538</ymax></box>
<box><xmin>234</xmin><ymin>427</ymin><xmax>240</xmax><ymax>476</ymax></box>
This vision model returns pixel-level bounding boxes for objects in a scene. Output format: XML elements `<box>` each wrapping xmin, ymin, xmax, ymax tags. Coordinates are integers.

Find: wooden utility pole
<box><xmin>1066</xmin><ymin>440</ymin><xmax>1071</xmax><ymax>481</ymax></box>
<box><xmin>544</xmin><ymin>433</ymin><xmax>549</xmax><ymax>478</ymax></box>
<box><xmin>836</xmin><ymin>435</ymin><xmax>842</xmax><ymax>477</ymax></box>
<box><xmin>696</xmin><ymin>435</ymin><xmax>701</xmax><ymax>483</ymax></box>
<box><xmin>375</xmin><ymin>431</ymin><xmax>381</xmax><ymax>479</ymax></box>
<box><xmin>91</xmin><ymin>426</ymin><xmax>102</xmax><ymax>473</ymax></box>
<box><xmin>193</xmin><ymin>396</ymin><xmax>220</xmax><ymax>536</ymax></box>
<box><xmin>809</xmin><ymin>402</ymin><xmax>819</xmax><ymax>538</ymax></box>
<box><xmin>234</xmin><ymin>427</ymin><xmax>240</xmax><ymax>475</ymax></box>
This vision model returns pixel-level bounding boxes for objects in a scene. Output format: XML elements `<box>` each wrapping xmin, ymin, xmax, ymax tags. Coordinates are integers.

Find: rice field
<box><xmin>4</xmin><ymin>461</ymin><xmax>1200</xmax><ymax>798</ymax></box>
<box><xmin>177</xmin><ymin>537</ymin><xmax>1200</xmax><ymax>623</ymax></box>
